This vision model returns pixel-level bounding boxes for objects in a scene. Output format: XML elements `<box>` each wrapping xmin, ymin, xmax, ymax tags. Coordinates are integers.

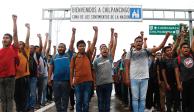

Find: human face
<box><xmin>77</xmin><ymin>43</ymin><xmax>86</xmax><ymax>53</ymax></box>
<box><xmin>181</xmin><ymin>45</ymin><xmax>190</xmax><ymax>56</ymax></box>
<box><xmin>165</xmin><ymin>47</ymin><xmax>172</xmax><ymax>58</ymax></box>
<box><xmin>57</xmin><ymin>43</ymin><xmax>66</xmax><ymax>54</ymax></box>
<box><xmin>134</xmin><ymin>38</ymin><xmax>143</xmax><ymax>50</ymax></box>
<box><xmin>19</xmin><ymin>41</ymin><xmax>25</xmax><ymax>49</ymax></box>
<box><xmin>30</xmin><ymin>45</ymin><xmax>35</xmax><ymax>54</ymax></box>
<box><xmin>100</xmin><ymin>45</ymin><xmax>108</xmax><ymax>57</ymax></box>
<box><xmin>2</xmin><ymin>35</ymin><xmax>12</xmax><ymax>47</ymax></box>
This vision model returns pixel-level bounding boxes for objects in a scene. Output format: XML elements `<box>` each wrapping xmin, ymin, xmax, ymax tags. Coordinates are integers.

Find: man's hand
<box><xmin>111</xmin><ymin>28</ymin><xmax>114</xmax><ymax>33</ymax></box>
<box><xmin>93</xmin><ymin>26</ymin><xmax>98</xmax><ymax>32</ymax></box>
<box><xmin>114</xmin><ymin>33</ymin><xmax>118</xmax><ymax>38</ymax></box>
<box><xmin>177</xmin><ymin>84</ymin><xmax>183</xmax><ymax>92</ymax></box>
<box><xmin>37</xmin><ymin>34</ymin><xmax>42</xmax><ymax>38</ymax></box>
<box><xmin>25</xmin><ymin>23</ymin><xmax>30</xmax><ymax>29</ymax></box>
<box><xmin>48</xmin><ymin>79</ymin><xmax>52</xmax><ymax>86</ymax></box>
<box><xmin>165</xmin><ymin>32</ymin><xmax>170</xmax><ymax>38</ymax></box>
<box><xmin>72</xmin><ymin>27</ymin><xmax>76</xmax><ymax>33</ymax></box>
<box><xmin>125</xmin><ymin>79</ymin><xmax>131</xmax><ymax>87</ymax></box>
<box><xmin>166</xmin><ymin>84</ymin><xmax>171</xmax><ymax>91</ymax></box>
<box><xmin>45</xmin><ymin>33</ymin><xmax>49</xmax><ymax>37</ymax></box>
<box><xmin>12</xmin><ymin>15</ymin><xmax>17</xmax><ymax>22</ymax></box>
<box><xmin>144</xmin><ymin>37</ymin><xmax>147</xmax><ymax>41</ymax></box>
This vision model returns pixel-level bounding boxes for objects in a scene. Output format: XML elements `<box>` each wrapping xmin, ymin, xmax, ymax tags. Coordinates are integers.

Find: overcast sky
<box><xmin>0</xmin><ymin>0</ymin><xmax>194</xmax><ymax>60</ymax></box>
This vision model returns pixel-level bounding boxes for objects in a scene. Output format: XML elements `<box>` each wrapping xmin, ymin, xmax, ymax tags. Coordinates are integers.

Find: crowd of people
<box><xmin>0</xmin><ymin>14</ymin><xmax>194</xmax><ymax>112</ymax></box>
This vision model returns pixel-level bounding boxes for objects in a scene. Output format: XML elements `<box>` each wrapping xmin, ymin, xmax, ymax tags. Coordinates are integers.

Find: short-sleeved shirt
<box><xmin>126</xmin><ymin>48</ymin><xmax>151</xmax><ymax>79</ymax></box>
<box><xmin>174</xmin><ymin>52</ymin><xmax>194</xmax><ymax>82</ymax></box>
<box><xmin>16</xmin><ymin>47</ymin><xmax>30</xmax><ymax>79</ymax></box>
<box><xmin>70</xmin><ymin>51</ymin><xmax>93</xmax><ymax>85</ymax></box>
<box><xmin>161</xmin><ymin>58</ymin><xmax>177</xmax><ymax>85</ymax></box>
<box><xmin>50</xmin><ymin>50</ymin><xmax>73</xmax><ymax>81</ymax></box>
<box><xmin>93</xmin><ymin>54</ymin><xmax>113</xmax><ymax>86</ymax></box>
<box><xmin>0</xmin><ymin>45</ymin><xmax>18</xmax><ymax>78</ymax></box>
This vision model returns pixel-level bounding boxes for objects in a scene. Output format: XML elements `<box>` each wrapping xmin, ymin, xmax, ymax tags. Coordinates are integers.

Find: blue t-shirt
<box><xmin>50</xmin><ymin>50</ymin><xmax>73</xmax><ymax>81</ymax></box>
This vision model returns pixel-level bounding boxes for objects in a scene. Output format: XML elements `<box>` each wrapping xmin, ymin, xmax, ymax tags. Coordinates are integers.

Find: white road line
<box><xmin>35</xmin><ymin>102</ymin><xmax>55</xmax><ymax>112</ymax></box>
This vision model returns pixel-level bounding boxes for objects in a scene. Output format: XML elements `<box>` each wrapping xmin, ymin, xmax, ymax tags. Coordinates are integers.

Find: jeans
<box><xmin>74</xmin><ymin>81</ymin><xmax>92</xmax><ymax>112</ymax></box>
<box><xmin>27</xmin><ymin>77</ymin><xmax>37</xmax><ymax>109</ymax></box>
<box><xmin>130</xmin><ymin>79</ymin><xmax>148</xmax><ymax>112</ymax></box>
<box><xmin>37</xmin><ymin>76</ymin><xmax>48</xmax><ymax>105</ymax></box>
<box><xmin>166</xmin><ymin>84</ymin><xmax>180</xmax><ymax>112</ymax></box>
<box><xmin>0</xmin><ymin>77</ymin><xmax>15</xmax><ymax>112</ymax></box>
<box><xmin>96</xmin><ymin>83</ymin><xmax>112</xmax><ymax>112</ymax></box>
<box><xmin>14</xmin><ymin>76</ymin><xmax>29</xmax><ymax>112</ymax></box>
<box><xmin>53</xmin><ymin>81</ymin><xmax>70</xmax><ymax>112</ymax></box>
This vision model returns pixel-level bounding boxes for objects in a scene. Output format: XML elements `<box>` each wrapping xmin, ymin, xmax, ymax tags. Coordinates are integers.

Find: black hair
<box><xmin>100</xmin><ymin>44</ymin><xmax>107</xmax><ymax>49</ymax></box>
<box><xmin>4</xmin><ymin>33</ymin><xmax>13</xmax><ymax>41</ymax></box>
<box><xmin>76</xmin><ymin>40</ymin><xmax>86</xmax><ymax>48</ymax></box>
<box><xmin>162</xmin><ymin>46</ymin><xmax>172</xmax><ymax>53</ymax></box>
<box><xmin>58</xmin><ymin>43</ymin><xmax>66</xmax><ymax>48</ymax></box>
<box><xmin>180</xmin><ymin>42</ymin><xmax>190</xmax><ymax>49</ymax></box>
<box><xmin>134</xmin><ymin>36</ymin><xmax>143</xmax><ymax>42</ymax></box>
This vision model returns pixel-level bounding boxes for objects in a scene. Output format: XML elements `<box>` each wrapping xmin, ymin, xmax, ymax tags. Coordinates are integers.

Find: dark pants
<box><xmin>121</xmin><ymin>82</ymin><xmax>128</xmax><ymax>105</ymax></box>
<box><xmin>46</xmin><ymin>84</ymin><xmax>53</xmax><ymax>101</ymax></box>
<box><xmin>0</xmin><ymin>77</ymin><xmax>15</xmax><ymax>112</ymax></box>
<box><xmin>74</xmin><ymin>81</ymin><xmax>92</xmax><ymax>112</ymax></box>
<box><xmin>146</xmin><ymin>78</ymin><xmax>160</xmax><ymax>110</ymax></box>
<box><xmin>166</xmin><ymin>84</ymin><xmax>180</xmax><ymax>112</ymax></box>
<box><xmin>37</xmin><ymin>76</ymin><xmax>47</xmax><ymax>105</ymax></box>
<box><xmin>14</xmin><ymin>76</ymin><xmax>29</xmax><ymax>112</ymax></box>
<box><xmin>69</xmin><ymin>88</ymin><xmax>75</xmax><ymax>107</ymax></box>
<box><xmin>53</xmin><ymin>81</ymin><xmax>70</xmax><ymax>112</ymax></box>
<box><xmin>182</xmin><ymin>78</ymin><xmax>194</xmax><ymax>112</ymax></box>
<box><xmin>96</xmin><ymin>83</ymin><xmax>112</xmax><ymax>112</ymax></box>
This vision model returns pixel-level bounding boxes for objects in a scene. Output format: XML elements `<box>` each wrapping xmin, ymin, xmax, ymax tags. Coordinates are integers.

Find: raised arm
<box><xmin>143</xmin><ymin>37</ymin><xmax>147</xmax><ymax>48</ymax></box>
<box><xmin>25</xmin><ymin>23</ymin><xmax>30</xmax><ymax>48</ymax></box>
<box><xmin>87</xmin><ymin>41</ymin><xmax>91</xmax><ymax>52</ymax></box>
<box><xmin>53</xmin><ymin>46</ymin><xmax>56</xmax><ymax>56</ymax></box>
<box><xmin>191</xmin><ymin>36</ymin><xmax>194</xmax><ymax>52</ymax></box>
<box><xmin>91</xmin><ymin>47</ymin><xmax>97</xmax><ymax>63</ymax></box>
<box><xmin>46</xmin><ymin>39</ymin><xmax>51</xmax><ymax>57</ymax></box>
<box><xmin>150</xmin><ymin>32</ymin><xmax>170</xmax><ymax>53</ymax></box>
<box><xmin>89</xmin><ymin>26</ymin><xmax>98</xmax><ymax>53</ymax></box>
<box><xmin>43</xmin><ymin>33</ymin><xmax>48</xmax><ymax>54</ymax></box>
<box><xmin>69</xmin><ymin>27</ymin><xmax>76</xmax><ymax>51</ymax></box>
<box><xmin>12</xmin><ymin>15</ymin><xmax>19</xmax><ymax>48</ymax></box>
<box><xmin>172</xmin><ymin>36</ymin><xmax>181</xmax><ymax>54</ymax></box>
<box><xmin>109</xmin><ymin>28</ymin><xmax>114</xmax><ymax>51</ymax></box>
<box><xmin>124</xmin><ymin>59</ymin><xmax>130</xmax><ymax>87</ymax></box>
<box><xmin>37</xmin><ymin>34</ymin><xmax>43</xmax><ymax>53</ymax></box>
<box><xmin>111</xmin><ymin>33</ymin><xmax>118</xmax><ymax>60</ymax></box>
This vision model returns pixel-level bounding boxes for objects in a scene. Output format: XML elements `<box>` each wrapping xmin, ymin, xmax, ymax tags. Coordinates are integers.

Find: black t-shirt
<box><xmin>174</xmin><ymin>52</ymin><xmax>194</xmax><ymax>82</ymax></box>
<box><xmin>156</xmin><ymin>59</ymin><xmax>163</xmax><ymax>81</ymax></box>
<box><xmin>161</xmin><ymin>58</ymin><xmax>177</xmax><ymax>85</ymax></box>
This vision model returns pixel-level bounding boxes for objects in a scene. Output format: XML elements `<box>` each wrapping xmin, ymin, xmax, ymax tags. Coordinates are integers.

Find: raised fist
<box><xmin>25</xmin><ymin>23</ymin><xmax>30</xmax><ymax>29</ymax></box>
<box><xmin>72</xmin><ymin>27</ymin><xmax>76</xmax><ymax>33</ymax></box>
<box><xmin>93</xmin><ymin>26</ymin><xmax>98</xmax><ymax>31</ymax></box>
<box><xmin>12</xmin><ymin>15</ymin><xmax>17</xmax><ymax>22</ymax></box>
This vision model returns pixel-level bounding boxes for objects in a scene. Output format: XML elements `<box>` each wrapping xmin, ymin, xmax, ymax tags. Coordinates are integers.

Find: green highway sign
<box><xmin>149</xmin><ymin>25</ymin><xmax>180</xmax><ymax>35</ymax></box>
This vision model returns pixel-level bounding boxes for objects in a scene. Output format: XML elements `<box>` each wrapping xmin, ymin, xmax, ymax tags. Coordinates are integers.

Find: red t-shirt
<box><xmin>0</xmin><ymin>45</ymin><xmax>18</xmax><ymax>78</ymax></box>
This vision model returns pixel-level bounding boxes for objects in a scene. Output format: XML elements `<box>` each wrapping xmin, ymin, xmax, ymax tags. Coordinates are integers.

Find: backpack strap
<box><xmin>177</xmin><ymin>55</ymin><xmax>181</xmax><ymax>65</ymax></box>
